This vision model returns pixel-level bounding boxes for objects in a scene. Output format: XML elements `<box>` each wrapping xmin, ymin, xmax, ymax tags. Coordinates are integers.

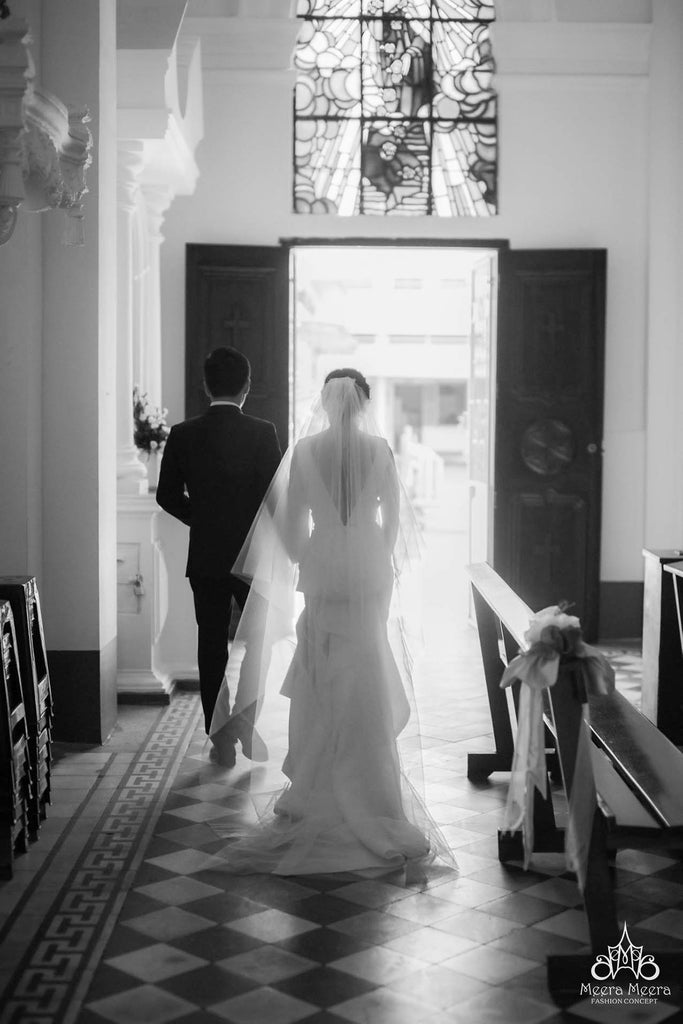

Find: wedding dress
<box><xmin>209</xmin><ymin>376</ymin><xmax>452</xmax><ymax>878</ymax></box>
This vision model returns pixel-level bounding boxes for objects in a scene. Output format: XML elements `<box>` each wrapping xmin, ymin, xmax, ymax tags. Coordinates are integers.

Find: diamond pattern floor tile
<box><xmin>104</xmin><ymin>943</ymin><xmax>208</xmax><ymax>983</ymax></box>
<box><xmin>134</xmin><ymin>876</ymin><xmax>223</xmax><ymax>906</ymax></box>
<box><xmin>441</xmin><ymin>944</ymin><xmax>538</xmax><ymax>984</ymax></box>
<box><xmin>442</xmin><ymin>987</ymin><xmax>559</xmax><ymax>1024</ymax></box>
<box><xmin>532</xmin><ymin>908</ymin><xmax>590</xmax><ymax>943</ymax></box>
<box><xmin>86</xmin><ymin>984</ymin><xmax>196</xmax><ymax>1024</ymax></box>
<box><xmin>383</xmin><ymin>924</ymin><xmax>478</xmax><ymax>962</ymax></box>
<box><xmin>208</xmin><ymin>985</ymin><xmax>319</xmax><ymax>1024</ymax></box>
<box><xmin>330</xmin><ymin>946</ymin><xmax>426</xmax><ymax>985</ymax></box>
<box><xmin>226</xmin><ymin>908</ymin><xmax>321</xmax><ymax>942</ymax></box>
<box><xmin>271</xmin><ymin>965</ymin><xmax>379</xmax><ymax>1008</ymax></box>
<box><xmin>333</xmin><ymin>986</ymin><xmax>431</xmax><ymax>1024</ymax></box>
<box><xmin>5</xmin><ymin>600</ymin><xmax>683</xmax><ymax>1024</ymax></box>
<box><xmin>145</xmin><ymin>849</ymin><xmax>232</xmax><ymax>875</ymax></box>
<box><xmin>637</xmin><ymin>909</ymin><xmax>683</xmax><ymax>939</ymax></box>
<box><xmin>218</xmin><ymin>945</ymin><xmax>317</xmax><ymax>983</ymax></box>
<box><xmin>123</xmin><ymin>907</ymin><xmax>215</xmax><ymax>941</ymax></box>
<box><xmin>390</xmin><ymin>963</ymin><xmax>491</xmax><ymax>1009</ymax></box>
<box><xmin>328</xmin><ymin>909</ymin><xmax>421</xmax><ymax>943</ymax></box>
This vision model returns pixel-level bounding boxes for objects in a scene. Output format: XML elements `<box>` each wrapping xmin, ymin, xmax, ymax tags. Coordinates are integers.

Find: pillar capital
<box><xmin>116</xmin><ymin>140</ymin><xmax>145</xmax><ymax>210</ymax></box>
<box><xmin>141</xmin><ymin>182</ymin><xmax>173</xmax><ymax>243</ymax></box>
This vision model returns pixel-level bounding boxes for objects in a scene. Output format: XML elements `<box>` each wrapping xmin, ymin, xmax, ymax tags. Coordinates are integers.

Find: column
<box><xmin>40</xmin><ymin>0</ymin><xmax>118</xmax><ymax>743</ymax></box>
<box><xmin>116</xmin><ymin>177</ymin><xmax>173</xmax><ymax>700</ymax></box>
<box><xmin>140</xmin><ymin>183</ymin><xmax>173</xmax><ymax>406</ymax></box>
<box><xmin>117</xmin><ymin>141</ymin><xmax>148</xmax><ymax>494</ymax></box>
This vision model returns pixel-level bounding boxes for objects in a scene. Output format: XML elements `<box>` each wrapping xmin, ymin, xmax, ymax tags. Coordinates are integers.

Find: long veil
<box><xmin>209</xmin><ymin>377</ymin><xmax>454</xmax><ymax>879</ymax></box>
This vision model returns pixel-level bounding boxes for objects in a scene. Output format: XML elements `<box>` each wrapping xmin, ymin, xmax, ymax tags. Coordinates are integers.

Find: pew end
<box><xmin>468</xmin><ymin>562</ymin><xmax>683</xmax><ymax>1007</ymax></box>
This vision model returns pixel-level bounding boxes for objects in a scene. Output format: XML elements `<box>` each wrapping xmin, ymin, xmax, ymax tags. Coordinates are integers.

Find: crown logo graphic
<box><xmin>591</xmin><ymin>923</ymin><xmax>660</xmax><ymax>981</ymax></box>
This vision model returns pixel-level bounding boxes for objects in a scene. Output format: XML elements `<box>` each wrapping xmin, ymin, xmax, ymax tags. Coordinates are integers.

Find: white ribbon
<box><xmin>499</xmin><ymin>638</ymin><xmax>614</xmax><ymax>888</ymax></box>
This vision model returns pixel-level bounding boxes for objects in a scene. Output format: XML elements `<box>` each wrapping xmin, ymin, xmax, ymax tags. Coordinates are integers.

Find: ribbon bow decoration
<box><xmin>499</xmin><ymin>606</ymin><xmax>615</xmax><ymax>889</ymax></box>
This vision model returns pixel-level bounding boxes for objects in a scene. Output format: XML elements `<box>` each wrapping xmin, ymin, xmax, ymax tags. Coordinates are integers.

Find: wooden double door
<box><xmin>186</xmin><ymin>244</ymin><xmax>606</xmax><ymax>640</ymax></box>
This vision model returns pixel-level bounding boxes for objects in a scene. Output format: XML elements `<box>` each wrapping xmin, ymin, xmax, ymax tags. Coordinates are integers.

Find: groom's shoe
<box><xmin>238</xmin><ymin>726</ymin><xmax>268</xmax><ymax>763</ymax></box>
<box><xmin>209</xmin><ymin>740</ymin><xmax>236</xmax><ymax>768</ymax></box>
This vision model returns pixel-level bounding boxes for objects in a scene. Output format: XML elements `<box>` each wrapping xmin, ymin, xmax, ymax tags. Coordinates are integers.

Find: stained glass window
<box><xmin>293</xmin><ymin>0</ymin><xmax>497</xmax><ymax>217</ymax></box>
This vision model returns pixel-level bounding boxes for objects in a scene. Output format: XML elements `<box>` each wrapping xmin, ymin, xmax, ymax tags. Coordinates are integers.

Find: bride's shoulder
<box><xmin>293</xmin><ymin>435</ymin><xmax>317</xmax><ymax>458</ymax></box>
<box><xmin>370</xmin><ymin>435</ymin><xmax>394</xmax><ymax>460</ymax></box>
<box><xmin>290</xmin><ymin>434</ymin><xmax>319</xmax><ymax>471</ymax></box>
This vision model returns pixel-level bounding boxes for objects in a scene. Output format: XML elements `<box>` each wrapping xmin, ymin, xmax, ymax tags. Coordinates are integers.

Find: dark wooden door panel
<box><xmin>494</xmin><ymin>249</ymin><xmax>606</xmax><ymax>640</ymax></box>
<box><xmin>509</xmin><ymin>491</ymin><xmax>588</xmax><ymax>614</ymax></box>
<box><xmin>185</xmin><ymin>244</ymin><xmax>289</xmax><ymax>448</ymax></box>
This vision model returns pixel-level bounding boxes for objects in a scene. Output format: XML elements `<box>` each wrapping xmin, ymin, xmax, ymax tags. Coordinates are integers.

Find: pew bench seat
<box><xmin>467</xmin><ymin>562</ymin><xmax>683</xmax><ymax>1005</ymax></box>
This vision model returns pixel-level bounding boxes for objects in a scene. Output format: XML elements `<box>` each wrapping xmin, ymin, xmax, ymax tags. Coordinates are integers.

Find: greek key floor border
<box><xmin>0</xmin><ymin>694</ymin><xmax>201</xmax><ymax>1024</ymax></box>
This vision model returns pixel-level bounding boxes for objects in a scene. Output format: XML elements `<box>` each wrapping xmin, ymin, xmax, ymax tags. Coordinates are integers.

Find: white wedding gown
<box><xmin>210</xmin><ymin>383</ymin><xmax>448</xmax><ymax>878</ymax></box>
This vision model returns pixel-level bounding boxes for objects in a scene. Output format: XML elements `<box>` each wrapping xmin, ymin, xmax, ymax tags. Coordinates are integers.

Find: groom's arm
<box><xmin>255</xmin><ymin>421</ymin><xmax>282</xmax><ymax>497</ymax></box>
<box><xmin>156</xmin><ymin>428</ymin><xmax>192</xmax><ymax>526</ymax></box>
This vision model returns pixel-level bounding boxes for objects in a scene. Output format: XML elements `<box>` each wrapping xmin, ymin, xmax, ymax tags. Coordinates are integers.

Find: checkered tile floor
<box><xmin>70</xmin><ymin>631</ymin><xmax>681</xmax><ymax>1024</ymax></box>
<box><xmin>0</xmin><ymin>491</ymin><xmax>681</xmax><ymax>1023</ymax></box>
<box><xmin>2</xmin><ymin>621</ymin><xmax>674</xmax><ymax>1024</ymax></box>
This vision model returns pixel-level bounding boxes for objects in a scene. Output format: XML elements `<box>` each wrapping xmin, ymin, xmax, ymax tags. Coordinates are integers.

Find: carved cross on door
<box><xmin>538</xmin><ymin>310</ymin><xmax>566</xmax><ymax>351</ymax></box>
<box><xmin>534</xmin><ymin>308</ymin><xmax>568</xmax><ymax>389</ymax></box>
<box><xmin>532</xmin><ymin>533</ymin><xmax>562</xmax><ymax>583</ymax></box>
<box><xmin>222</xmin><ymin>303</ymin><xmax>250</xmax><ymax>347</ymax></box>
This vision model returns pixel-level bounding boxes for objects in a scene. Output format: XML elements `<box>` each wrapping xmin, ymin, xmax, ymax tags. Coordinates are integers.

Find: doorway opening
<box><xmin>290</xmin><ymin>244</ymin><xmax>498</xmax><ymax>641</ymax></box>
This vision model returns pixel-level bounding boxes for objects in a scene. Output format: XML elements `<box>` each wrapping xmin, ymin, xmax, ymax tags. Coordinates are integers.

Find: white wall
<box><xmin>644</xmin><ymin>0</ymin><xmax>683</xmax><ymax>549</ymax></box>
<box><xmin>41</xmin><ymin>0</ymin><xmax>118</xmax><ymax>659</ymax></box>
<box><xmin>0</xmin><ymin>0</ymin><xmax>43</xmax><ymax>578</ymax></box>
<box><xmin>0</xmin><ymin>0</ymin><xmax>119</xmax><ymax>740</ymax></box>
<box><xmin>161</xmin><ymin>10</ymin><xmax>658</xmax><ymax>597</ymax></box>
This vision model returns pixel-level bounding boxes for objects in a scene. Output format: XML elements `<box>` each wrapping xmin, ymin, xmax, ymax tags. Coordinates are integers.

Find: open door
<box><xmin>185</xmin><ymin>244</ymin><xmax>290</xmax><ymax>448</ymax></box>
<box><xmin>184</xmin><ymin>242</ymin><xmax>605</xmax><ymax>639</ymax></box>
<box><xmin>494</xmin><ymin>249</ymin><xmax>606</xmax><ymax>641</ymax></box>
<box><xmin>468</xmin><ymin>253</ymin><xmax>497</xmax><ymax>568</ymax></box>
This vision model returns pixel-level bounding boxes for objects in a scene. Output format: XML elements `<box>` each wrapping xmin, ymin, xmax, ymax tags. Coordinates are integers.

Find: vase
<box><xmin>146</xmin><ymin>449</ymin><xmax>159</xmax><ymax>491</ymax></box>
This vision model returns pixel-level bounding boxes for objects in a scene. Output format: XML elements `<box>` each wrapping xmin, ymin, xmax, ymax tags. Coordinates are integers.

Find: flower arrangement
<box><xmin>133</xmin><ymin>386</ymin><xmax>169</xmax><ymax>453</ymax></box>
<box><xmin>500</xmin><ymin>604</ymin><xmax>614</xmax><ymax>694</ymax></box>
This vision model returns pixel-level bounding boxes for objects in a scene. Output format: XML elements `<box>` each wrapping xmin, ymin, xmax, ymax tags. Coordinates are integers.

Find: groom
<box><xmin>156</xmin><ymin>347</ymin><xmax>281</xmax><ymax>764</ymax></box>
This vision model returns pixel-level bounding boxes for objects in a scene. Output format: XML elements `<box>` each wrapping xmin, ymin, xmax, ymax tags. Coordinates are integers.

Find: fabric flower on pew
<box><xmin>500</xmin><ymin>605</ymin><xmax>612</xmax><ymax>693</ymax></box>
<box><xmin>499</xmin><ymin>605</ymin><xmax>615</xmax><ymax>883</ymax></box>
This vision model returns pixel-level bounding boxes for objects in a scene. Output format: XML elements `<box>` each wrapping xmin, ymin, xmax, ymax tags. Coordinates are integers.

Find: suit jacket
<box><xmin>156</xmin><ymin>404</ymin><xmax>282</xmax><ymax>578</ymax></box>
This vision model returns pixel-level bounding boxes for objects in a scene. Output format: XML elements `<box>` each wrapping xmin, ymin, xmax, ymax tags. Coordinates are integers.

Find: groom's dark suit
<box><xmin>156</xmin><ymin>403</ymin><xmax>281</xmax><ymax>734</ymax></box>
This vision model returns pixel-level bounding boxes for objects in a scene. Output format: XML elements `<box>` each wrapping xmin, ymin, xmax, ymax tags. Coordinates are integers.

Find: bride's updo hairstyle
<box><xmin>323</xmin><ymin>368</ymin><xmax>370</xmax><ymax>401</ymax></box>
<box><xmin>322</xmin><ymin>369</ymin><xmax>370</xmax><ymax>431</ymax></box>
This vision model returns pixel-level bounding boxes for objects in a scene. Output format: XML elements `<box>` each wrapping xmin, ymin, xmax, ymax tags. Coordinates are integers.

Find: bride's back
<box><xmin>299</xmin><ymin>428</ymin><xmax>387</xmax><ymax>527</ymax></box>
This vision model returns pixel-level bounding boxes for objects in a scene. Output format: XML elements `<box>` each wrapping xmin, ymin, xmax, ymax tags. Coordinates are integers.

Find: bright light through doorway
<box><xmin>290</xmin><ymin>244</ymin><xmax>497</xmax><ymax>647</ymax></box>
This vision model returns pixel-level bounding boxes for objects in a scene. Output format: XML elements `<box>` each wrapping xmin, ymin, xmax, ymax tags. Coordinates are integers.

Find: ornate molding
<box><xmin>0</xmin><ymin>18</ymin><xmax>92</xmax><ymax>245</ymax></box>
<box><xmin>0</xmin><ymin>19</ymin><xmax>29</xmax><ymax>242</ymax></box>
<box><xmin>0</xmin><ymin>201</ymin><xmax>16</xmax><ymax>243</ymax></box>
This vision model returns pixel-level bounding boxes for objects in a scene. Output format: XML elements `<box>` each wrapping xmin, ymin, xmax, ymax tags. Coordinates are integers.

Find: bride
<box><xmin>209</xmin><ymin>368</ymin><xmax>451</xmax><ymax>878</ymax></box>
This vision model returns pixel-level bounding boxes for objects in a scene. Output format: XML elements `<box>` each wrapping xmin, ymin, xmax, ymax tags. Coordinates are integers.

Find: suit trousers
<box><xmin>189</xmin><ymin>575</ymin><xmax>249</xmax><ymax>734</ymax></box>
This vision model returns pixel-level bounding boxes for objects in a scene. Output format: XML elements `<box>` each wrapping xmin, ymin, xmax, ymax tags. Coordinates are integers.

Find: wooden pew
<box><xmin>467</xmin><ymin>566</ymin><xmax>560</xmax><ymax>788</ymax></box>
<box><xmin>641</xmin><ymin>548</ymin><xmax>683</xmax><ymax>744</ymax></box>
<box><xmin>468</xmin><ymin>563</ymin><xmax>683</xmax><ymax>1004</ymax></box>
<box><xmin>0</xmin><ymin>601</ymin><xmax>31</xmax><ymax>877</ymax></box>
<box><xmin>0</xmin><ymin>577</ymin><xmax>53</xmax><ymax>838</ymax></box>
